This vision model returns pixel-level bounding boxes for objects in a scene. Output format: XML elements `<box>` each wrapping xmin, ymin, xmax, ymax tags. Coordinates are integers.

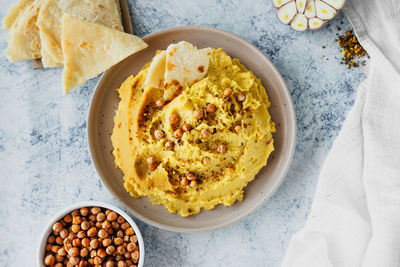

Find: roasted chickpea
<box><xmin>127</xmin><ymin>243</ymin><xmax>137</xmax><ymax>252</ymax></box>
<box><xmin>88</xmin><ymin>214</ymin><xmax>96</xmax><ymax>222</ymax></box>
<box><xmin>117</xmin><ymin>245</ymin><xmax>126</xmax><ymax>255</ymax></box>
<box><xmin>80</xmin><ymin>247</ymin><xmax>89</xmax><ymax>257</ymax></box>
<box><xmin>120</xmin><ymin>222</ymin><xmax>130</xmax><ymax>231</ymax></box>
<box><xmin>51</xmin><ymin>245</ymin><xmax>61</xmax><ymax>254</ymax></box>
<box><xmin>131</xmin><ymin>251</ymin><xmax>139</xmax><ymax>262</ymax></box>
<box><xmin>90</xmin><ymin>239</ymin><xmax>99</xmax><ymax>249</ymax></box>
<box><xmin>44</xmin><ymin>254</ymin><xmax>55</xmax><ymax>265</ymax></box>
<box><xmin>59</xmin><ymin>229</ymin><xmax>69</xmax><ymax>239</ymax></box>
<box><xmin>80</xmin><ymin>207</ymin><xmax>89</xmax><ymax>217</ymax></box>
<box><xmin>98</xmin><ymin>229</ymin><xmax>108</xmax><ymax>239</ymax></box>
<box><xmin>97</xmin><ymin>248</ymin><xmax>107</xmax><ymax>259</ymax></box>
<box><xmin>130</xmin><ymin>235</ymin><xmax>138</xmax><ymax>243</ymax></box>
<box><xmin>193</xmin><ymin>109</ymin><xmax>204</xmax><ymax>120</ymax></box>
<box><xmin>69</xmin><ymin>256</ymin><xmax>80</xmax><ymax>265</ymax></box>
<box><xmin>68</xmin><ymin>247</ymin><xmax>79</xmax><ymax>257</ymax></box>
<box><xmin>224</xmin><ymin>88</ymin><xmax>233</xmax><ymax>97</ymax></box>
<box><xmin>114</xmin><ymin>237</ymin><xmax>123</xmax><ymax>246</ymax></box>
<box><xmin>96</xmin><ymin>212</ymin><xmax>106</xmax><ymax>222</ymax></box>
<box><xmin>87</xmin><ymin>227</ymin><xmax>97</xmax><ymax>237</ymax></box>
<box><xmin>102</xmin><ymin>238</ymin><xmax>112</xmax><ymax>247</ymax></box>
<box><xmin>106</xmin><ymin>245</ymin><xmax>116</xmax><ymax>255</ymax></box>
<box><xmin>107</xmin><ymin>211</ymin><xmax>118</xmax><ymax>221</ymax></box>
<box><xmin>118</xmin><ymin>261</ymin><xmax>127</xmax><ymax>267</ymax></box>
<box><xmin>81</xmin><ymin>238</ymin><xmax>90</xmax><ymax>247</ymax></box>
<box><xmin>71</xmin><ymin>224</ymin><xmax>80</xmax><ymax>233</ymax></box>
<box><xmin>93</xmin><ymin>256</ymin><xmax>103</xmax><ymax>265</ymax></box>
<box><xmin>72</xmin><ymin>238</ymin><xmax>81</xmax><ymax>247</ymax></box>
<box><xmin>58</xmin><ymin>247</ymin><xmax>67</xmax><ymax>256</ymax></box>
<box><xmin>52</xmin><ymin>222</ymin><xmax>63</xmax><ymax>232</ymax></box>
<box><xmin>47</xmin><ymin>235</ymin><xmax>56</xmax><ymax>244</ymax></box>
<box><xmin>77</xmin><ymin>230</ymin><xmax>86</xmax><ymax>239</ymax></box>
<box><xmin>206</xmin><ymin>103</ymin><xmax>217</xmax><ymax>113</ymax></box>
<box><xmin>63</xmin><ymin>214</ymin><xmax>72</xmax><ymax>223</ymax></box>
<box><xmin>91</xmin><ymin>207</ymin><xmax>101</xmax><ymax>215</ymax></box>
<box><xmin>125</xmin><ymin>227</ymin><xmax>134</xmax><ymax>236</ymax></box>
<box><xmin>106</xmin><ymin>260</ymin><xmax>115</xmax><ymax>267</ymax></box>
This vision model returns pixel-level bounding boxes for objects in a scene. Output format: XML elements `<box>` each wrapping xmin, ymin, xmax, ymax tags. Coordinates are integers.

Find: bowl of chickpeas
<box><xmin>38</xmin><ymin>201</ymin><xmax>144</xmax><ymax>267</ymax></box>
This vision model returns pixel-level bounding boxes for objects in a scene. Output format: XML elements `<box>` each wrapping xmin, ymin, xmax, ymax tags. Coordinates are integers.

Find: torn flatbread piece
<box><xmin>36</xmin><ymin>0</ymin><xmax>124</xmax><ymax>68</ymax></box>
<box><xmin>61</xmin><ymin>14</ymin><xmax>148</xmax><ymax>94</ymax></box>
<box><xmin>6</xmin><ymin>0</ymin><xmax>44</xmax><ymax>62</ymax></box>
<box><xmin>2</xmin><ymin>0</ymin><xmax>33</xmax><ymax>30</ymax></box>
<box><xmin>163</xmin><ymin>41</ymin><xmax>210</xmax><ymax>100</ymax></box>
<box><xmin>144</xmin><ymin>51</ymin><xmax>166</xmax><ymax>89</ymax></box>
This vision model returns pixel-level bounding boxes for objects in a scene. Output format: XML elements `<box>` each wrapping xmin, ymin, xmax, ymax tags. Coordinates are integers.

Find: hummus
<box><xmin>111</xmin><ymin>48</ymin><xmax>275</xmax><ymax>217</ymax></box>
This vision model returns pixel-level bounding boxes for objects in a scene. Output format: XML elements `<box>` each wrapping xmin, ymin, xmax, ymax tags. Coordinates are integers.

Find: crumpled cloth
<box><xmin>282</xmin><ymin>0</ymin><xmax>400</xmax><ymax>266</ymax></box>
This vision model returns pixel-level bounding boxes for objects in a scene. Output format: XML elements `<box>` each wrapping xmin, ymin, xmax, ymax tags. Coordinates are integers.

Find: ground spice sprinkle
<box><xmin>337</xmin><ymin>29</ymin><xmax>367</xmax><ymax>69</ymax></box>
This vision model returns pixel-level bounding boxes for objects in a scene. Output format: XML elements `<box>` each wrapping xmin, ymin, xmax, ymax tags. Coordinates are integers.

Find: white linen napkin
<box><xmin>282</xmin><ymin>0</ymin><xmax>400</xmax><ymax>266</ymax></box>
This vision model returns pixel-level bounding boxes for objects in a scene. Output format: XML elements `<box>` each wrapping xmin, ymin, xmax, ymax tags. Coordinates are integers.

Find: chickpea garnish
<box><xmin>226</xmin><ymin>167</ymin><xmax>235</xmax><ymax>176</ymax></box>
<box><xmin>80</xmin><ymin>247</ymin><xmax>89</xmax><ymax>257</ymax></box>
<box><xmin>52</xmin><ymin>222</ymin><xmax>63</xmax><ymax>232</ymax></box>
<box><xmin>97</xmin><ymin>212</ymin><xmax>106</xmax><ymax>222</ymax></box>
<box><xmin>80</xmin><ymin>207</ymin><xmax>89</xmax><ymax>217</ymax></box>
<box><xmin>164</xmin><ymin>140</ymin><xmax>175</xmax><ymax>150</ymax></box>
<box><xmin>237</xmin><ymin>93</ymin><xmax>246</xmax><ymax>102</ymax></box>
<box><xmin>155</xmin><ymin>98</ymin><xmax>165</xmax><ymax>107</ymax></box>
<box><xmin>206</xmin><ymin>103</ymin><xmax>217</xmax><ymax>113</ymax></box>
<box><xmin>87</xmin><ymin>227</ymin><xmax>98</xmax><ymax>237</ymax></box>
<box><xmin>217</xmin><ymin>144</ymin><xmax>227</xmax><ymax>154</ymax></box>
<box><xmin>169</xmin><ymin>112</ymin><xmax>180</xmax><ymax>125</ymax></box>
<box><xmin>173</xmin><ymin>128</ymin><xmax>183</xmax><ymax>139</ymax></box>
<box><xmin>187</xmin><ymin>172</ymin><xmax>197</xmax><ymax>181</ymax></box>
<box><xmin>82</xmin><ymin>238</ymin><xmax>90</xmax><ymax>247</ymax></box>
<box><xmin>107</xmin><ymin>211</ymin><xmax>118</xmax><ymax>221</ymax></box>
<box><xmin>202</xmin><ymin>157</ymin><xmax>210</xmax><ymax>166</ymax></box>
<box><xmin>182</xmin><ymin>124</ymin><xmax>192</xmax><ymax>132</ymax></box>
<box><xmin>180</xmin><ymin>177</ymin><xmax>189</xmax><ymax>186</ymax></box>
<box><xmin>224</xmin><ymin>88</ymin><xmax>233</xmax><ymax>97</ymax></box>
<box><xmin>71</xmin><ymin>224</ymin><xmax>80</xmax><ymax>233</ymax></box>
<box><xmin>127</xmin><ymin>243</ymin><xmax>137</xmax><ymax>252</ymax></box>
<box><xmin>154</xmin><ymin>129</ymin><xmax>165</xmax><ymax>140</ymax></box>
<box><xmin>234</xmin><ymin>125</ymin><xmax>242</xmax><ymax>133</ymax></box>
<box><xmin>44</xmin><ymin>254</ymin><xmax>55</xmax><ymax>265</ymax></box>
<box><xmin>106</xmin><ymin>245</ymin><xmax>116</xmax><ymax>255</ymax></box>
<box><xmin>201</xmin><ymin>129</ymin><xmax>211</xmax><ymax>138</ymax></box>
<box><xmin>190</xmin><ymin>180</ymin><xmax>198</xmax><ymax>188</ymax></box>
<box><xmin>98</xmin><ymin>229</ymin><xmax>108</xmax><ymax>239</ymax></box>
<box><xmin>81</xmin><ymin>221</ymin><xmax>90</xmax><ymax>231</ymax></box>
<box><xmin>63</xmin><ymin>214</ymin><xmax>72</xmax><ymax>223</ymax></box>
<box><xmin>91</xmin><ymin>207</ymin><xmax>101</xmax><ymax>215</ymax></box>
<box><xmin>193</xmin><ymin>109</ymin><xmax>204</xmax><ymax>120</ymax></box>
<box><xmin>68</xmin><ymin>247</ymin><xmax>79</xmax><ymax>257</ymax></box>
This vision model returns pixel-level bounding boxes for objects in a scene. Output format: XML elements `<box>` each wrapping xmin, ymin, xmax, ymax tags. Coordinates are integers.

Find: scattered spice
<box><xmin>337</xmin><ymin>29</ymin><xmax>367</xmax><ymax>69</ymax></box>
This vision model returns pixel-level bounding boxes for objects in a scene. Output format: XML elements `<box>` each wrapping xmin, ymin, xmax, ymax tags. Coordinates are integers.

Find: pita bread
<box><xmin>36</xmin><ymin>0</ymin><xmax>124</xmax><ymax>68</ymax></box>
<box><xmin>163</xmin><ymin>41</ymin><xmax>210</xmax><ymax>100</ymax></box>
<box><xmin>144</xmin><ymin>51</ymin><xmax>166</xmax><ymax>89</ymax></box>
<box><xmin>2</xmin><ymin>0</ymin><xmax>33</xmax><ymax>30</ymax></box>
<box><xmin>6</xmin><ymin>0</ymin><xmax>44</xmax><ymax>62</ymax></box>
<box><xmin>62</xmin><ymin>14</ymin><xmax>148</xmax><ymax>94</ymax></box>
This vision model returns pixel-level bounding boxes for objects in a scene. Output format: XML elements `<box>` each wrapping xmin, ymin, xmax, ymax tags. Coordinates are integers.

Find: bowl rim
<box><xmin>87</xmin><ymin>25</ymin><xmax>297</xmax><ymax>233</ymax></box>
<box><xmin>37</xmin><ymin>201</ymin><xmax>145</xmax><ymax>267</ymax></box>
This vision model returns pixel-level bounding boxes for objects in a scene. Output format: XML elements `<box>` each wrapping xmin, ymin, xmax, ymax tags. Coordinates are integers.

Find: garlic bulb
<box><xmin>273</xmin><ymin>0</ymin><xmax>345</xmax><ymax>31</ymax></box>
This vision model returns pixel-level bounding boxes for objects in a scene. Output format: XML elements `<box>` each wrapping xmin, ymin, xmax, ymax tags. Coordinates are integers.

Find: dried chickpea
<box><xmin>173</xmin><ymin>128</ymin><xmax>183</xmax><ymax>139</ymax></box>
<box><xmin>81</xmin><ymin>238</ymin><xmax>90</xmax><ymax>247</ymax></box>
<box><xmin>217</xmin><ymin>144</ymin><xmax>227</xmax><ymax>154</ymax></box>
<box><xmin>206</xmin><ymin>103</ymin><xmax>217</xmax><ymax>113</ymax></box>
<box><xmin>69</xmin><ymin>256</ymin><xmax>80</xmax><ymax>265</ymax></box>
<box><xmin>224</xmin><ymin>88</ymin><xmax>233</xmax><ymax>97</ymax></box>
<box><xmin>120</xmin><ymin>222</ymin><xmax>130</xmax><ymax>231</ymax></box>
<box><xmin>169</xmin><ymin>112</ymin><xmax>180</xmax><ymax>125</ymax></box>
<box><xmin>107</xmin><ymin>211</ymin><xmax>118</xmax><ymax>221</ymax></box>
<box><xmin>97</xmin><ymin>248</ymin><xmax>107</xmax><ymax>258</ymax></box>
<box><xmin>63</xmin><ymin>214</ymin><xmax>72</xmax><ymax>223</ymax></box>
<box><xmin>44</xmin><ymin>254</ymin><xmax>55</xmax><ymax>266</ymax></box>
<box><xmin>154</xmin><ymin>130</ymin><xmax>165</xmax><ymax>140</ymax></box>
<box><xmin>182</xmin><ymin>124</ymin><xmax>192</xmax><ymax>132</ymax></box>
<box><xmin>193</xmin><ymin>109</ymin><xmax>204</xmax><ymax>120</ymax></box>
<box><xmin>80</xmin><ymin>247</ymin><xmax>89</xmax><ymax>257</ymax></box>
<box><xmin>106</xmin><ymin>245</ymin><xmax>116</xmax><ymax>255</ymax></box>
<box><xmin>127</xmin><ymin>243</ymin><xmax>137</xmax><ymax>252</ymax></box>
<box><xmin>90</xmin><ymin>239</ymin><xmax>99</xmax><ymax>249</ymax></box>
<box><xmin>60</xmin><ymin>229</ymin><xmax>69</xmax><ymax>239</ymax></box>
<box><xmin>71</xmin><ymin>224</ymin><xmax>80</xmax><ymax>233</ymax></box>
<box><xmin>87</xmin><ymin>227</ymin><xmax>97</xmax><ymax>237</ymax></box>
<box><xmin>164</xmin><ymin>140</ymin><xmax>175</xmax><ymax>150</ymax></box>
<box><xmin>96</xmin><ymin>212</ymin><xmax>106</xmax><ymax>222</ymax></box>
<box><xmin>47</xmin><ymin>235</ymin><xmax>56</xmax><ymax>244</ymax></box>
<box><xmin>72</xmin><ymin>215</ymin><xmax>82</xmax><ymax>225</ymax></box>
<box><xmin>114</xmin><ymin>237</ymin><xmax>123</xmax><ymax>246</ymax></box>
<box><xmin>77</xmin><ymin>230</ymin><xmax>86</xmax><ymax>239</ymax></box>
<box><xmin>52</xmin><ymin>222</ymin><xmax>63</xmax><ymax>232</ymax></box>
<box><xmin>80</xmin><ymin>207</ymin><xmax>89</xmax><ymax>217</ymax></box>
<box><xmin>102</xmin><ymin>238</ymin><xmax>112</xmax><ymax>247</ymax></box>
<box><xmin>98</xmin><ymin>229</ymin><xmax>108</xmax><ymax>239</ymax></box>
<box><xmin>187</xmin><ymin>172</ymin><xmax>197</xmax><ymax>181</ymax></box>
<box><xmin>68</xmin><ymin>247</ymin><xmax>79</xmax><ymax>257</ymax></box>
<box><xmin>125</xmin><ymin>227</ymin><xmax>134</xmax><ymax>236</ymax></box>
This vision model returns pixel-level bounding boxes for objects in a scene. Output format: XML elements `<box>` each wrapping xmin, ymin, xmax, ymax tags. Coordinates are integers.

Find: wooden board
<box><xmin>32</xmin><ymin>0</ymin><xmax>133</xmax><ymax>69</ymax></box>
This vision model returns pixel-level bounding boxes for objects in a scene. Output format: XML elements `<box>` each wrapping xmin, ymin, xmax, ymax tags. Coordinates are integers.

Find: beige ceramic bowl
<box><xmin>88</xmin><ymin>26</ymin><xmax>296</xmax><ymax>232</ymax></box>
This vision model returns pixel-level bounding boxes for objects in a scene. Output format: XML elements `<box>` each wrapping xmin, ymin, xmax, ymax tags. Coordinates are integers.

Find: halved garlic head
<box><xmin>273</xmin><ymin>0</ymin><xmax>345</xmax><ymax>31</ymax></box>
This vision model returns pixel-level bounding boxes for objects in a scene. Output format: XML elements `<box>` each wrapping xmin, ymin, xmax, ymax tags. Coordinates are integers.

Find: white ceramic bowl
<box><xmin>38</xmin><ymin>201</ymin><xmax>145</xmax><ymax>267</ymax></box>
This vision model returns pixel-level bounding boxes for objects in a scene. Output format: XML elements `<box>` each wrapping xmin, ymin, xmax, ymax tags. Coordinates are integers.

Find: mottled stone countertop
<box><xmin>0</xmin><ymin>0</ymin><xmax>366</xmax><ymax>266</ymax></box>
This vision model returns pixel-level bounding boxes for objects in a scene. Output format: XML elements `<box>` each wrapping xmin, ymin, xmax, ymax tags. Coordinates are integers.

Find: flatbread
<box><xmin>2</xmin><ymin>0</ymin><xmax>33</xmax><ymax>30</ymax></box>
<box><xmin>164</xmin><ymin>41</ymin><xmax>210</xmax><ymax>100</ymax></box>
<box><xmin>62</xmin><ymin>14</ymin><xmax>148</xmax><ymax>94</ymax></box>
<box><xmin>36</xmin><ymin>0</ymin><xmax>124</xmax><ymax>68</ymax></box>
<box><xmin>144</xmin><ymin>51</ymin><xmax>166</xmax><ymax>89</ymax></box>
<box><xmin>6</xmin><ymin>0</ymin><xmax>44</xmax><ymax>62</ymax></box>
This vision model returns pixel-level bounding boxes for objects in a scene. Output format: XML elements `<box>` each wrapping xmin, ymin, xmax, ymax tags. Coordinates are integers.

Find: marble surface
<box><xmin>0</xmin><ymin>1</ymin><xmax>366</xmax><ymax>266</ymax></box>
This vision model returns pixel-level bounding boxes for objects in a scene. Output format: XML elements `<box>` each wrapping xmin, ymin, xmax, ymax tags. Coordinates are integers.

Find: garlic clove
<box><xmin>304</xmin><ymin>0</ymin><xmax>316</xmax><ymax>18</ymax></box>
<box><xmin>290</xmin><ymin>13</ymin><xmax>308</xmax><ymax>31</ymax></box>
<box><xmin>309</xmin><ymin>17</ymin><xmax>325</xmax><ymax>29</ymax></box>
<box><xmin>273</xmin><ymin>0</ymin><xmax>292</xmax><ymax>8</ymax></box>
<box><xmin>321</xmin><ymin>0</ymin><xmax>345</xmax><ymax>9</ymax></box>
<box><xmin>315</xmin><ymin>0</ymin><xmax>337</xmax><ymax>20</ymax></box>
<box><xmin>277</xmin><ymin>1</ymin><xmax>297</xmax><ymax>24</ymax></box>
<box><xmin>296</xmin><ymin>0</ymin><xmax>308</xmax><ymax>13</ymax></box>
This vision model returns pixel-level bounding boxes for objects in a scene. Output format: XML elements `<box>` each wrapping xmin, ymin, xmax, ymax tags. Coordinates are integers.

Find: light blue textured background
<box><xmin>0</xmin><ymin>0</ymin><xmax>366</xmax><ymax>266</ymax></box>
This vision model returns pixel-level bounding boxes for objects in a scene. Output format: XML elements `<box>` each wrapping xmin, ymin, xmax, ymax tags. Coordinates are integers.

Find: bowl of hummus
<box><xmin>88</xmin><ymin>26</ymin><xmax>296</xmax><ymax>232</ymax></box>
